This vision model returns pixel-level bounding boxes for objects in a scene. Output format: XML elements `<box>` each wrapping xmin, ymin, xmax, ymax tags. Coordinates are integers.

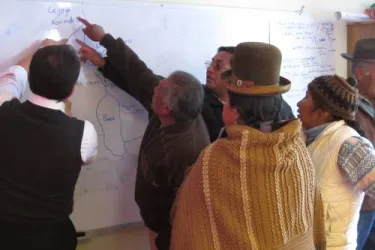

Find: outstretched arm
<box><xmin>77</xmin><ymin>17</ymin><xmax>161</xmax><ymax>112</ymax></box>
<box><xmin>0</xmin><ymin>39</ymin><xmax>66</xmax><ymax>106</ymax></box>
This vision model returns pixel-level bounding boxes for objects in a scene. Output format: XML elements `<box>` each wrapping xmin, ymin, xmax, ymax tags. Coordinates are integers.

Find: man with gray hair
<box><xmin>76</xmin><ymin>19</ymin><xmax>210</xmax><ymax>250</ymax></box>
<box><xmin>342</xmin><ymin>38</ymin><xmax>375</xmax><ymax>250</ymax></box>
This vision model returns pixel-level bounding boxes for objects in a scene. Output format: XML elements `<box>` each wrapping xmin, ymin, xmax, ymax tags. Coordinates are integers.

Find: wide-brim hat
<box><xmin>224</xmin><ymin>42</ymin><xmax>291</xmax><ymax>96</ymax></box>
<box><xmin>341</xmin><ymin>38</ymin><xmax>375</xmax><ymax>63</ymax></box>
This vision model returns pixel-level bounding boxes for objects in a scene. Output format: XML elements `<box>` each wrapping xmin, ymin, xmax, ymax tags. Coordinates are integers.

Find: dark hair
<box><xmin>163</xmin><ymin>71</ymin><xmax>204</xmax><ymax>122</ymax></box>
<box><xmin>228</xmin><ymin>91</ymin><xmax>282</xmax><ymax>129</ymax></box>
<box><xmin>29</xmin><ymin>45</ymin><xmax>80</xmax><ymax>101</ymax></box>
<box><xmin>218</xmin><ymin>46</ymin><xmax>235</xmax><ymax>54</ymax></box>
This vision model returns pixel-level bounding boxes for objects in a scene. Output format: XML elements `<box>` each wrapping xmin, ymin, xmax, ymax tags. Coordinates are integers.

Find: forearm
<box><xmin>98</xmin><ymin>59</ymin><xmax>132</xmax><ymax>94</ymax></box>
<box><xmin>0</xmin><ymin>65</ymin><xmax>28</xmax><ymax>106</ymax></box>
<box><xmin>100</xmin><ymin>34</ymin><xmax>160</xmax><ymax>111</ymax></box>
<box><xmin>16</xmin><ymin>56</ymin><xmax>32</xmax><ymax>73</ymax></box>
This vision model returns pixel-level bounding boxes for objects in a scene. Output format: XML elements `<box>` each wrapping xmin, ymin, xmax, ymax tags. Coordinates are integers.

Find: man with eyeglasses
<box><xmin>204</xmin><ymin>47</ymin><xmax>295</xmax><ymax>141</ymax></box>
<box><xmin>203</xmin><ymin>46</ymin><xmax>235</xmax><ymax>141</ymax></box>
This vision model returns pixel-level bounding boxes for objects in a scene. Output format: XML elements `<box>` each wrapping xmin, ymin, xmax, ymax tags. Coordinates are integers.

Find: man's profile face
<box><xmin>206</xmin><ymin>51</ymin><xmax>232</xmax><ymax>91</ymax></box>
<box><xmin>354</xmin><ymin>63</ymin><xmax>375</xmax><ymax>98</ymax></box>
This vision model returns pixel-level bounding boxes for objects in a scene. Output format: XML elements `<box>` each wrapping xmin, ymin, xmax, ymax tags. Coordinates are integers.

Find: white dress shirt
<box><xmin>0</xmin><ymin>65</ymin><xmax>98</xmax><ymax>164</ymax></box>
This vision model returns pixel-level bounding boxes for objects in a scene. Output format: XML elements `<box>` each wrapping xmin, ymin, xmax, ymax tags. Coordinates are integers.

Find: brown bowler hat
<box><xmin>341</xmin><ymin>38</ymin><xmax>375</xmax><ymax>63</ymax></box>
<box><xmin>224</xmin><ymin>42</ymin><xmax>291</xmax><ymax>96</ymax></box>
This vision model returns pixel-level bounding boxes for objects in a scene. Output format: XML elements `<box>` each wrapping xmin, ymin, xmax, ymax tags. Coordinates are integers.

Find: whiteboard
<box><xmin>0</xmin><ymin>1</ymin><xmax>335</xmax><ymax>231</ymax></box>
<box><xmin>270</xmin><ymin>20</ymin><xmax>337</xmax><ymax>114</ymax></box>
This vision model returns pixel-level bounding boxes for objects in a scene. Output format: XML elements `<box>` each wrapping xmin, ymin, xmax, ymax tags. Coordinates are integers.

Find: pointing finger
<box><xmin>75</xmin><ymin>39</ymin><xmax>90</xmax><ymax>48</ymax></box>
<box><xmin>77</xmin><ymin>17</ymin><xmax>91</xmax><ymax>26</ymax></box>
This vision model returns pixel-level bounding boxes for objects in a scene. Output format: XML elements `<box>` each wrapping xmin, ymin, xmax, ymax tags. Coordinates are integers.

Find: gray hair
<box><xmin>162</xmin><ymin>71</ymin><xmax>204</xmax><ymax>122</ymax></box>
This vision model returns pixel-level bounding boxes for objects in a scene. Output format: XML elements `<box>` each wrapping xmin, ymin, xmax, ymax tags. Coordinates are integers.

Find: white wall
<box><xmin>132</xmin><ymin>0</ymin><xmax>371</xmax><ymax>15</ymax></box>
<box><xmin>36</xmin><ymin>0</ymin><xmax>374</xmax><ymax>77</ymax></box>
<box><xmin>41</xmin><ymin>0</ymin><xmax>372</xmax><ymax>17</ymax></box>
<box><xmin>125</xmin><ymin>0</ymin><xmax>373</xmax><ymax>78</ymax></box>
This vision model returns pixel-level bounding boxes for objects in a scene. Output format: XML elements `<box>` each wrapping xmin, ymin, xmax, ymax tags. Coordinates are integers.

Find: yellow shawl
<box><xmin>171</xmin><ymin>120</ymin><xmax>325</xmax><ymax>250</ymax></box>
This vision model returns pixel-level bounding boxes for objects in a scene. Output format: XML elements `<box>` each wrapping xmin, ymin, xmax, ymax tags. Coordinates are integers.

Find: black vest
<box><xmin>0</xmin><ymin>100</ymin><xmax>84</xmax><ymax>223</ymax></box>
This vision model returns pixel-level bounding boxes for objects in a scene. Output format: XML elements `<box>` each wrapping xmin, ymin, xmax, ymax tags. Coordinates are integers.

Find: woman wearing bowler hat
<box><xmin>170</xmin><ymin>42</ymin><xmax>326</xmax><ymax>250</ymax></box>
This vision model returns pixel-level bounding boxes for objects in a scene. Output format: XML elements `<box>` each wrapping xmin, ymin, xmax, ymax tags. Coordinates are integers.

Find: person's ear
<box><xmin>317</xmin><ymin>109</ymin><xmax>332</xmax><ymax>123</ymax></box>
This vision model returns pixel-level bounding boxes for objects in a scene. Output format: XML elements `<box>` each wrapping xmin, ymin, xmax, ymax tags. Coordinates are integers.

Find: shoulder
<box><xmin>339</xmin><ymin>136</ymin><xmax>374</xmax><ymax>164</ymax></box>
<box><xmin>1</xmin><ymin>65</ymin><xmax>27</xmax><ymax>80</ymax></box>
<box><xmin>64</xmin><ymin>118</ymin><xmax>97</xmax><ymax>141</ymax></box>
<box><xmin>170</xmin><ymin>116</ymin><xmax>210</xmax><ymax>143</ymax></box>
<box><xmin>0</xmin><ymin>99</ymin><xmax>21</xmax><ymax>114</ymax></box>
<box><xmin>1</xmin><ymin>98</ymin><xmax>21</xmax><ymax>107</ymax></box>
<box><xmin>166</xmin><ymin>124</ymin><xmax>209</xmax><ymax>156</ymax></box>
<box><xmin>192</xmin><ymin>139</ymin><xmax>233</xmax><ymax>171</ymax></box>
<box><xmin>193</xmin><ymin>143</ymin><xmax>216</xmax><ymax>166</ymax></box>
<box><xmin>338</xmin><ymin>136</ymin><xmax>375</xmax><ymax>184</ymax></box>
<box><xmin>332</xmin><ymin>123</ymin><xmax>359</xmax><ymax>139</ymax></box>
<box><xmin>341</xmin><ymin>136</ymin><xmax>373</xmax><ymax>152</ymax></box>
<box><xmin>203</xmin><ymin>137</ymin><xmax>233</xmax><ymax>158</ymax></box>
<box><xmin>195</xmin><ymin>114</ymin><xmax>211</xmax><ymax>133</ymax></box>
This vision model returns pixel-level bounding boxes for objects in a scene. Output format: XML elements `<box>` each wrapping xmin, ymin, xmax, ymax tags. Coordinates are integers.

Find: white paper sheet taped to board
<box><xmin>271</xmin><ymin>20</ymin><xmax>337</xmax><ymax>115</ymax></box>
<box><xmin>334</xmin><ymin>11</ymin><xmax>371</xmax><ymax>22</ymax></box>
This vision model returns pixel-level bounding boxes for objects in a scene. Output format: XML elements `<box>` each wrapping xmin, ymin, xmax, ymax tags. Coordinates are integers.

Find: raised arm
<box><xmin>76</xmin><ymin>40</ymin><xmax>130</xmax><ymax>92</ymax></box>
<box><xmin>0</xmin><ymin>39</ymin><xmax>66</xmax><ymax>106</ymax></box>
<box><xmin>77</xmin><ymin>17</ymin><xmax>160</xmax><ymax>112</ymax></box>
<box><xmin>0</xmin><ymin>65</ymin><xmax>28</xmax><ymax>106</ymax></box>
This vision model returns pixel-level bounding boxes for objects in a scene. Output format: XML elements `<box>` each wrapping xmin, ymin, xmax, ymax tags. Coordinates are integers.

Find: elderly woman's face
<box><xmin>297</xmin><ymin>90</ymin><xmax>328</xmax><ymax>130</ymax></box>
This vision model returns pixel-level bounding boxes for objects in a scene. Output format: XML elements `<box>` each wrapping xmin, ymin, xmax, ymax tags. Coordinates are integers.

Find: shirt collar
<box><xmin>204</xmin><ymin>87</ymin><xmax>224</xmax><ymax>107</ymax></box>
<box><xmin>305</xmin><ymin>123</ymin><xmax>329</xmax><ymax>146</ymax></box>
<box><xmin>28</xmin><ymin>93</ymin><xmax>65</xmax><ymax>113</ymax></box>
<box><xmin>359</xmin><ymin>95</ymin><xmax>375</xmax><ymax>120</ymax></box>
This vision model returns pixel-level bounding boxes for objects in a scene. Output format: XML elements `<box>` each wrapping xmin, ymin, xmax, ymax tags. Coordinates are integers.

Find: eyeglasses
<box><xmin>205</xmin><ymin>60</ymin><xmax>230</xmax><ymax>71</ymax></box>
